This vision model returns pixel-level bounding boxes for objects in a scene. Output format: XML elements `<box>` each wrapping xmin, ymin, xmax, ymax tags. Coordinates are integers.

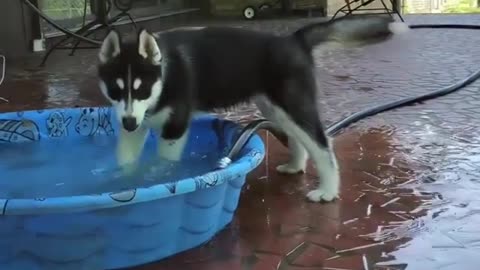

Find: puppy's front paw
<box><xmin>119</xmin><ymin>162</ymin><xmax>138</xmax><ymax>177</ymax></box>
<box><xmin>116</xmin><ymin>150</ymin><xmax>139</xmax><ymax>176</ymax></box>
<box><xmin>306</xmin><ymin>188</ymin><xmax>338</xmax><ymax>202</ymax></box>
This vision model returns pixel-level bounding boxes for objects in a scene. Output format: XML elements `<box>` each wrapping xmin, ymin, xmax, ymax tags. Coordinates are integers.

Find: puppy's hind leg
<box><xmin>304</xmin><ymin>136</ymin><xmax>340</xmax><ymax>202</ymax></box>
<box><xmin>258</xmin><ymin>79</ymin><xmax>340</xmax><ymax>202</ymax></box>
<box><xmin>276</xmin><ymin>138</ymin><xmax>308</xmax><ymax>174</ymax></box>
<box><xmin>255</xmin><ymin>98</ymin><xmax>308</xmax><ymax>174</ymax></box>
<box><xmin>276</xmin><ymin>104</ymin><xmax>339</xmax><ymax>202</ymax></box>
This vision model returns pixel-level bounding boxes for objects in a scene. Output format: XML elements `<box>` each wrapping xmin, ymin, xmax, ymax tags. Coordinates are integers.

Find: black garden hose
<box><xmin>409</xmin><ymin>24</ymin><xmax>480</xmax><ymax>30</ymax></box>
<box><xmin>218</xmin><ymin>23</ymin><xmax>480</xmax><ymax>168</ymax></box>
<box><xmin>327</xmin><ymin>23</ymin><xmax>480</xmax><ymax>135</ymax></box>
<box><xmin>327</xmin><ymin>66</ymin><xmax>480</xmax><ymax>135</ymax></box>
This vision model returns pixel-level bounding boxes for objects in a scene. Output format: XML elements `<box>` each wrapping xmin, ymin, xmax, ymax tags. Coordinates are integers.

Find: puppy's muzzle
<box><xmin>122</xmin><ymin>117</ymin><xmax>138</xmax><ymax>132</ymax></box>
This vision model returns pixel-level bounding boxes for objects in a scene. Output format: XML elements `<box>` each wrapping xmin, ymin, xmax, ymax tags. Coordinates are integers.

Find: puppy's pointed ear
<box><xmin>138</xmin><ymin>28</ymin><xmax>162</xmax><ymax>65</ymax></box>
<box><xmin>99</xmin><ymin>29</ymin><xmax>121</xmax><ymax>64</ymax></box>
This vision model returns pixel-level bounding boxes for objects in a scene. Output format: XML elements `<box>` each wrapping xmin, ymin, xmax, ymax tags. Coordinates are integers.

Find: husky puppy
<box><xmin>97</xmin><ymin>15</ymin><xmax>408</xmax><ymax>202</ymax></box>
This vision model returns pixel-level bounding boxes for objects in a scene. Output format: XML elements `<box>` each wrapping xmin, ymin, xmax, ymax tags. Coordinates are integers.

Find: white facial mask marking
<box><xmin>116</xmin><ymin>78</ymin><xmax>124</xmax><ymax>90</ymax></box>
<box><xmin>133</xmin><ymin>78</ymin><xmax>142</xmax><ymax>90</ymax></box>
<box><xmin>125</xmin><ymin>65</ymin><xmax>133</xmax><ymax>115</ymax></box>
<box><xmin>100</xmin><ymin>72</ymin><xmax>163</xmax><ymax>129</ymax></box>
<box><xmin>120</xmin><ymin>79</ymin><xmax>163</xmax><ymax>129</ymax></box>
<box><xmin>115</xmin><ymin>100</ymin><xmax>126</xmax><ymax>123</ymax></box>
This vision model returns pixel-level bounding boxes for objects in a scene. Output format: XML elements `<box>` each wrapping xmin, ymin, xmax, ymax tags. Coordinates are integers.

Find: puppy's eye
<box><xmin>107</xmin><ymin>88</ymin><xmax>122</xmax><ymax>101</ymax></box>
<box><xmin>133</xmin><ymin>88</ymin><xmax>152</xmax><ymax>100</ymax></box>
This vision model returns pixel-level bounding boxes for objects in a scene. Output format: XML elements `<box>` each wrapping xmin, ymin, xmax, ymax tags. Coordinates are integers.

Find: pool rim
<box><xmin>0</xmin><ymin>108</ymin><xmax>265</xmax><ymax>216</ymax></box>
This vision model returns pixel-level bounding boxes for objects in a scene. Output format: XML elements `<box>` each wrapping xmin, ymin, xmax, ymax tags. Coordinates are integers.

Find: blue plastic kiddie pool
<box><xmin>0</xmin><ymin>107</ymin><xmax>265</xmax><ymax>270</ymax></box>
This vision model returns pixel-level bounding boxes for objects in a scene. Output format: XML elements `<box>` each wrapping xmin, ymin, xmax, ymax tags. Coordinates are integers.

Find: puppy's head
<box><xmin>97</xmin><ymin>28</ymin><xmax>163</xmax><ymax>132</ymax></box>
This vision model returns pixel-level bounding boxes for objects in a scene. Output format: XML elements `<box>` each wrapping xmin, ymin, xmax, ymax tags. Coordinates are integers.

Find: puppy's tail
<box><xmin>292</xmin><ymin>15</ymin><xmax>409</xmax><ymax>51</ymax></box>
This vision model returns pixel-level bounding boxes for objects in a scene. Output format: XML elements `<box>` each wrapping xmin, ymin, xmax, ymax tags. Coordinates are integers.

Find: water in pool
<box><xmin>0</xmin><ymin>136</ymin><xmax>220</xmax><ymax>199</ymax></box>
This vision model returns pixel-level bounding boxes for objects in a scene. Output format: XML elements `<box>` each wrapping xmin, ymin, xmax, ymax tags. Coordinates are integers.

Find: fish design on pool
<box><xmin>46</xmin><ymin>111</ymin><xmax>72</xmax><ymax>137</ymax></box>
<box><xmin>75</xmin><ymin>107</ymin><xmax>114</xmax><ymax>136</ymax></box>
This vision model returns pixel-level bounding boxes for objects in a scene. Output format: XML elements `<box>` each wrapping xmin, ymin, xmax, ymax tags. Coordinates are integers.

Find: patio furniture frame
<box><xmin>330</xmin><ymin>0</ymin><xmax>404</xmax><ymax>22</ymax></box>
<box><xmin>23</xmin><ymin>0</ymin><xmax>137</xmax><ymax>66</ymax></box>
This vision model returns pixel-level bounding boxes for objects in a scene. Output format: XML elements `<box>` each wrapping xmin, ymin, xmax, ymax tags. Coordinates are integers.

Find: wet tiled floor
<box><xmin>2</xmin><ymin>14</ymin><xmax>480</xmax><ymax>270</ymax></box>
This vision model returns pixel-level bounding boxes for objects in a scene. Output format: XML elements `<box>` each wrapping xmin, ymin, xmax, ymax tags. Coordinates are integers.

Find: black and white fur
<box><xmin>97</xmin><ymin>15</ymin><xmax>409</xmax><ymax>202</ymax></box>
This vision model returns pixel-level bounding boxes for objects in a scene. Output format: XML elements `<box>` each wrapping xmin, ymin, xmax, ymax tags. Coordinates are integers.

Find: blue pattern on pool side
<box><xmin>0</xmin><ymin>107</ymin><xmax>265</xmax><ymax>270</ymax></box>
<box><xmin>0</xmin><ymin>119</ymin><xmax>40</xmax><ymax>142</ymax></box>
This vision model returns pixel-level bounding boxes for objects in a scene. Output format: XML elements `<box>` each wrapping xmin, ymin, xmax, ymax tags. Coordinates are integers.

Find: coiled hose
<box><xmin>217</xmin><ymin>23</ymin><xmax>480</xmax><ymax>169</ymax></box>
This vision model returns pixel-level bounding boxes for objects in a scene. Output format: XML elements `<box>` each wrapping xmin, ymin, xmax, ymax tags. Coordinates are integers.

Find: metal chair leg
<box><xmin>330</xmin><ymin>2</ymin><xmax>351</xmax><ymax>21</ymax></box>
<box><xmin>125</xmin><ymin>12</ymin><xmax>138</xmax><ymax>30</ymax></box>
<box><xmin>379</xmin><ymin>0</ymin><xmax>393</xmax><ymax>16</ymax></box>
<box><xmin>391</xmin><ymin>0</ymin><xmax>405</xmax><ymax>22</ymax></box>
<box><xmin>68</xmin><ymin>13</ymin><xmax>125</xmax><ymax>56</ymax></box>
<box><xmin>68</xmin><ymin>26</ymin><xmax>104</xmax><ymax>56</ymax></box>
<box><xmin>40</xmin><ymin>19</ymin><xmax>100</xmax><ymax>66</ymax></box>
<box><xmin>39</xmin><ymin>36</ymin><xmax>71</xmax><ymax>67</ymax></box>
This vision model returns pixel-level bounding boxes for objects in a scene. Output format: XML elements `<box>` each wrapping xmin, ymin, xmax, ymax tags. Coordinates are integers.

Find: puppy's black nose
<box><xmin>122</xmin><ymin>117</ymin><xmax>138</xmax><ymax>132</ymax></box>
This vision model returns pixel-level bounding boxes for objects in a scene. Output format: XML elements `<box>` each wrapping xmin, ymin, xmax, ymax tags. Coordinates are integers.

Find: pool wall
<box><xmin>0</xmin><ymin>107</ymin><xmax>265</xmax><ymax>270</ymax></box>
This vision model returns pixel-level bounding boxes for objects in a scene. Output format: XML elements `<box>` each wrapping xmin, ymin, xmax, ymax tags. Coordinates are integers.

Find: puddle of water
<box><xmin>370</xmin><ymin>121</ymin><xmax>480</xmax><ymax>269</ymax></box>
